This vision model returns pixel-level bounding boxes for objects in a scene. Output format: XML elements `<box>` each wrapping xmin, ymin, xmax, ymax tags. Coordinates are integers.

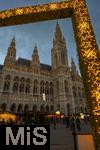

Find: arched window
<box><xmin>5</xmin><ymin>75</ymin><xmax>11</xmax><ymax>80</ymax></box>
<box><xmin>40</xmin><ymin>104</ymin><xmax>44</xmax><ymax>112</ymax></box>
<box><xmin>64</xmin><ymin>80</ymin><xmax>68</xmax><ymax>95</ymax></box>
<box><xmin>13</xmin><ymin>83</ymin><xmax>18</xmax><ymax>93</ymax></box>
<box><xmin>24</xmin><ymin>104</ymin><xmax>29</xmax><ymax>112</ymax></box>
<box><xmin>54</xmin><ymin>54</ymin><xmax>57</xmax><ymax>67</ymax></box>
<box><xmin>71</xmin><ymin>75</ymin><xmax>75</xmax><ymax>81</ymax></box>
<box><xmin>61</xmin><ymin>52</ymin><xmax>65</xmax><ymax>65</ymax></box>
<box><xmin>3</xmin><ymin>75</ymin><xmax>11</xmax><ymax>91</ymax></box>
<box><xmin>40</xmin><ymin>80</ymin><xmax>45</xmax><ymax>95</ymax></box>
<box><xmin>33</xmin><ymin>79</ymin><xmax>38</xmax><ymax>94</ymax></box>
<box><xmin>50</xmin><ymin>82</ymin><xmax>54</xmax><ymax>96</ymax></box>
<box><xmin>10</xmin><ymin>103</ymin><xmax>16</xmax><ymax>112</ymax></box>
<box><xmin>17</xmin><ymin>104</ymin><xmax>23</xmax><ymax>113</ymax></box>
<box><xmin>19</xmin><ymin>77</ymin><xmax>25</xmax><ymax>93</ymax></box>
<box><xmin>25</xmin><ymin>84</ymin><xmax>30</xmax><ymax>93</ymax></box>
<box><xmin>25</xmin><ymin>78</ymin><xmax>31</xmax><ymax>94</ymax></box>
<box><xmin>50</xmin><ymin>105</ymin><xmax>54</xmax><ymax>112</ymax></box>
<box><xmin>20</xmin><ymin>84</ymin><xmax>24</xmax><ymax>93</ymax></box>
<box><xmin>3</xmin><ymin>81</ymin><xmax>10</xmax><ymax>91</ymax></box>
<box><xmin>81</xmin><ymin>106</ymin><xmax>83</xmax><ymax>113</ymax></box>
<box><xmin>85</xmin><ymin>107</ymin><xmax>87</xmax><ymax>113</ymax></box>
<box><xmin>33</xmin><ymin>105</ymin><xmax>37</xmax><ymax>112</ymax></box>
<box><xmin>56</xmin><ymin>81</ymin><xmax>59</xmax><ymax>93</ymax></box>
<box><xmin>1</xmin><ymin>103</ymin><xmax>6</xmax><ymax>112</ymax></box>
<box><xmin>45</xmin><ymin>81</ymin><xmax>49</xmax><ymax>95</ymax></box>
<box><xmin>72</xmin><ymin>86</ymin><xmax>77</xmax><ymax>97</ymax></box>
<box><xmin>46</xmin><ymin>105</ymin><xmax>49</xmax><ymax>112</ymax></box>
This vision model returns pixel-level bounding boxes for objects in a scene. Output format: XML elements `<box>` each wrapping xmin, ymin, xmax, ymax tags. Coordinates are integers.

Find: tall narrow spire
<box><xmin>71</xmin><ymin>57</ymin><xmax>76</xmax><ymax>73</ymax></box>
<box><xmin>32</xmin><ymin>44</ymin><xmax>40</xmax><ymax>66</ymax></box>
<box><xmin>4</xmin><ymin>37</ymin><xmax>16</xmax><ymax>68</ymax></box>
<box><xmin>52</xmin><ymin>22</ymin><xmax>68</xmax><ymax>70</ymax></box>
<box><xmin>55</xmin><ymin>22</ymin><xmax>62</xmax><ymax>42</ymax></box>
<box><xmin>33</xmin><ymin>44</ymin><xmax>38</xmax><ymax>54</ymax></box>
<box><xmin>7</xmin><ymin>37</ymin><xmax>16</xmax><ymax>57</ymax></box>
<box><xmin>10</xmin><ymin>36</ymin><xmax>16</xmax><ymax>48</ymax></box>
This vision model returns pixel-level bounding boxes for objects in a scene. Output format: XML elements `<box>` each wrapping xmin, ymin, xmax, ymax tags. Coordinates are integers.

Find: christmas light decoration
<box><xmin>0</xmin><ymin>0</ymin><xmax>99</xmax><ymax>149</ymax></box>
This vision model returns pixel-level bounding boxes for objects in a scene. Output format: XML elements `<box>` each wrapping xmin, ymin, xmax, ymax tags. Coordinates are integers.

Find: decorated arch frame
<box><xmin>0</xmin><ymin>0</ymin><xmax>100</xmax><ymax>149</ymax></box>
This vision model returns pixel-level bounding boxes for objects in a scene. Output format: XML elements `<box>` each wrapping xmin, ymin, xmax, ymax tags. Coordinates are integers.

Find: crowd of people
<box><xmin>0</xmin><ymin>113</ymin><xmax>90</xmax><ymax>133</ymax></box>
<box><xmin>49</xmin><ymin>115</ymin><xmax>90</xmax><ymax>131</ymax></box>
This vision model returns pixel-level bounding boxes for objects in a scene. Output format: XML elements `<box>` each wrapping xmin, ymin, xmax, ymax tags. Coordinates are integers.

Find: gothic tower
<box><xmin>51</xmin><ymin>22</ymin><xmax>74</xmax><ymax>115</ymax></box>
<box><xmin>31</xmin><ymin>44</ymin><xmax>40</xmax><ymax>73</ymax></box>
<box><xmin>51</xmin><ymin>22</ymin><xmax>68</xmax><ymax>70</ymax></box>
<box><xmin>4</xmin><ymin>37</ymin><xmax>16</xmax><ymax>69</ymax></box>
<box><xmin>32</xmin><ymin>44</ymin><xmax>40</xmax><ymax>66</ymax></box>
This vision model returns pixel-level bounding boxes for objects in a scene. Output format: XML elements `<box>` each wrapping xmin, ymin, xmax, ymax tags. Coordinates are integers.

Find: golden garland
<box><xmin>0</xmin><ymin>0</ymin><xmax>100</xmax><ymax>149</ymax></box>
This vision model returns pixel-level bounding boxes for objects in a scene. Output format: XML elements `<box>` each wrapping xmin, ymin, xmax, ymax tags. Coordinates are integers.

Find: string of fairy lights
<box><xmin>72</xmin><ymin>0</ymin><xmax>100</xmax><ymax>149</ymax></box>
<box><xmin>0</xmin><ymin>0</ymin><xmax>99</xmax><ymax>149</ymax></box>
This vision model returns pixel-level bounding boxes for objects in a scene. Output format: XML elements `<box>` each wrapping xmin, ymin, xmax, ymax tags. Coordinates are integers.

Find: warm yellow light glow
<box><xmin>0</xmin><ymin>113</ymin><xmax>17</xmax><ymax>122</ymax></box>
<box><xmin>55</xmin><ymin>111</ymin><xmax>61</xmax><ymax>115</ymax></box>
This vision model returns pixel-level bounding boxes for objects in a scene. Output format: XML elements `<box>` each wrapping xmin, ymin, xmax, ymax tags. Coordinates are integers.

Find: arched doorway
<box><xmin>46</xmin><ymin>105</ymin><xmax>49</xmax><ymax>112</ymax></box>
<box><xmin>1</xmin><ymin>103</ymin><xmax>6</xmax><ymax>112</ymax></box>
<box><xmin>33</xmin><ymin>105</ymin><xmax>37</xmax><ymax>112</ymax></box>
<box><xmin>40</xmin><ymin>105</ymin><xmax>44</xmax><ymax>112</ymax></box>
<box><xmin>80</xmin><ymin>106</ymin><xmax>83</xmax><ymax>113</ymax></box>
<box><xmin>10</xmin><ymin>103</ymin><xmax>16</xmax><ymax>113</ymax></box>
<box><xmin>50</xmin><ymin>105</ymin><xmax>54</xmax><ymax>112</ymax></box>
<box><xmin>17</xmin><ymin>104</ymin><xmax>23</xmax><ymax>113</ymax></box>
<box><xmin>24</xmin><ymin>104</ymin><xmax>29</xmax><ymax>113</ymax></box>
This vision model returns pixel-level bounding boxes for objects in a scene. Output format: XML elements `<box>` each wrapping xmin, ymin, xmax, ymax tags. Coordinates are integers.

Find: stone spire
<box><xmin>10</xmin><ymin>36</ymin><xmax>16</xmax><ymax>47</ymax></box>
<box><xmin>4</xmin><ymin>37</ymin><xmax>16</xmax><ymax>68</ymax></box>
<box><xmin>71</xmin><ymin>57</ymin><xmax>76</xmax><ymax>73</ymax></box>
<box><xmin>55</xmin><ymin>21</ymin><xmax>63</xmax><ymax>42</ymax></box>
<box><xmin>32</xmin><ymin>44</ymin><xmax>40</xmax><ymax>66</ymax></box>
<box><xmin>52</xmin><ymin>22</ymin><xmax>69</xmax><ymax>70</ymax></box>
<box><xmin>7</xmin><ymin>37</ymin><xmax>16</xmax><ymax>58</ymax></box>
<box><xmin>33</xmin><ymin>44</ymin><xmax>38</xmax><ymax>53</ymax></box>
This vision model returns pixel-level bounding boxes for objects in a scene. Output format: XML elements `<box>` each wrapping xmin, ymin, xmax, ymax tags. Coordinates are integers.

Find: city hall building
<box><xmin>0</xmin><ymin>23</ymin><xmax>87</xmax><ymax>115</ymax></box>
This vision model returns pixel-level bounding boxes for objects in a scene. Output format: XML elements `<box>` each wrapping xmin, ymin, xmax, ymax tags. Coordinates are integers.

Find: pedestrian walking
<box><xmin>65</xmin><ymin>116</ymin><xmax>70</xmax><ymax>128</ymax></box>
<box><xmin>70</xmin><ymin>116</ymin><xmax>75</xmax><ymax>130</ymax></box>
<box><xmin>76</xmin><ymin>117</ymin><xmax>81</xmax><ymax>131</ymax></box>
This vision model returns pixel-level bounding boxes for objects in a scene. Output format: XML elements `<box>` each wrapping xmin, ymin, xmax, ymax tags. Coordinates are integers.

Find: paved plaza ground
<box><xmin>50</xmin><ymin>122</ymin><xmax>91</xmax><ymax>150</ymax></box>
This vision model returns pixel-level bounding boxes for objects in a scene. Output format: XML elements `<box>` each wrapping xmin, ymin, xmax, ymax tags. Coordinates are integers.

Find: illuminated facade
<box><xmin>0</xmin><ymin>0</ymin><xmax>99</xmax><ymax>148</ymax></box>
<box><xmin>0</xmin><ymin>23</ymin><xmax>87</xmax><ymax>115</ymax></box>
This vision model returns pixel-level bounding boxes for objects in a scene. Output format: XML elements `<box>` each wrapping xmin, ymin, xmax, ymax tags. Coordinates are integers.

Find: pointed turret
<box><xmin>10</xmin><ymin>37</ymin><xmax>16</xmax><ymax>47</ymax></box>
<box><xmin>71</xmin><ymin>57</ymin><xmax>76</xmax><ymax>73</ymax></box>
<box><xmin>32</xmin><ymin>44</ymin><xmax>40</xmax><ymax>66</ymax></box>
<box><xmin>55</xmin><ymin>21</ymin><xmax>62</xmax><ymax>42</ymax></box>
<box><xmin>7</xmin><ymin>37</ymin><xmax>16</xmax><ymax>58</ymax></box>
<box><xmin>4</xmin><ymin>37</ymin><xmax>16</xmax><ymax>69</ymax></box>
<box><xmin>33</xmin><ymin>44</ymin><xmax>38</xmax><ymax>53</ymax></box>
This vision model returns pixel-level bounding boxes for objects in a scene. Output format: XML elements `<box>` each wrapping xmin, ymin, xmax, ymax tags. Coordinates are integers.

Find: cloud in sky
<box><xmin>0</xmin><ymin>0</ymin><xmax>100</xmax><ymax>72</ymax></box>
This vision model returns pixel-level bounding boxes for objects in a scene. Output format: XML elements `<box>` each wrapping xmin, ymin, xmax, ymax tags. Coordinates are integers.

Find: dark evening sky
<box><xmin>0</xmin><ymin>0</ymin><xmax>100</xmax><ymax>71</ymax></box>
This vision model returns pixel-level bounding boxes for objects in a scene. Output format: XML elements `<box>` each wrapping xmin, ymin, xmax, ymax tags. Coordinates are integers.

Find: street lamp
<box><xmin>55</xmin><ymin>111</ymin><xmax>60</xmax><ymax>115</ymax></box>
